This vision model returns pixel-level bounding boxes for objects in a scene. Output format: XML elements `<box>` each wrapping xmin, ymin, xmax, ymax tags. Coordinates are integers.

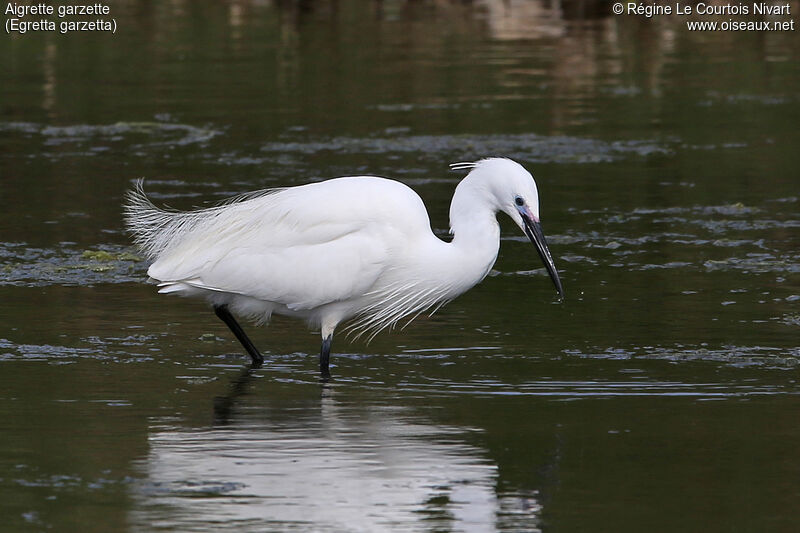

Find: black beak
<box><xmin>521</xmin><ymin>214</ymin><xmax>564</xmax><ymax>300</ymax></box>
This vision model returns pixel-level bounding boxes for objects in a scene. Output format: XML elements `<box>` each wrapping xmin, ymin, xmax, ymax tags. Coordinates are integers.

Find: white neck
<box><xmin>437</xmin><ymin>176</ymin><xmax>502</xmax><ymax>293</ymax></box>
<box><xmin>354</xmin><ymin>177</ymin><xmax>503</xmax><ymax>338</ymax></box>
<box><xmin>382</xmin><ymin>175</ymin><xmax>503</xmax><ymax>307</ymax></box>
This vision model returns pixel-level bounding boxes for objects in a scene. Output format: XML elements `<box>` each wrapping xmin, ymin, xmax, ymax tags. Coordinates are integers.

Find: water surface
<box><xmin>1</xmin><ymin>0</ymin><xmax>799</xmax><ymax>531</ymax></box>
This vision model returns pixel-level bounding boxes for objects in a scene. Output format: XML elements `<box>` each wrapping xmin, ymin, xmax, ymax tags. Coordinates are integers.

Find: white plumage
<box><xmin>124</xmin><ymin>158</ymin><xmax>563</xmax><ymax>376</ymax></box>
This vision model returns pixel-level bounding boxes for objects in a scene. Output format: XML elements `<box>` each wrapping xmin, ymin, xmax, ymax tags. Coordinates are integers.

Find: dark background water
<box><xmin>1</xmin><ymin>1</ymin><xmax>799</xmax><ymax>531</ymax></box>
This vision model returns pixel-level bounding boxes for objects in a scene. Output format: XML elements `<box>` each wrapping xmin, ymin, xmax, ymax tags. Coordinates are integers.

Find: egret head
<box><xmin>451</xmin><ymin>158</ymin><xmax>564</xmax><ymax>299</ymax></box>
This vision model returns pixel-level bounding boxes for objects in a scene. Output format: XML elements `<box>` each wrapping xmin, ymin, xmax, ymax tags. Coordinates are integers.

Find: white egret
<box><xmin>124</xmin><ymin>158</ymin><xmax>563</xmax><ymax>378</ymax></box>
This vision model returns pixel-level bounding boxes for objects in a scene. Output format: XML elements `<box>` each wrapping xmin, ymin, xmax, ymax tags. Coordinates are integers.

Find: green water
<box><xmin>1</xmin><ymin>1</ymin><xmax>799</xmax><ymax>531</ymax></box>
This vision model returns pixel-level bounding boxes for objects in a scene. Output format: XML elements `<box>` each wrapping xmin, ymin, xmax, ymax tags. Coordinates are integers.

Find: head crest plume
<box><xmin>449</xmin><ymin>161</ymin><xmax>478</xmax><ymax>172</ymax></box>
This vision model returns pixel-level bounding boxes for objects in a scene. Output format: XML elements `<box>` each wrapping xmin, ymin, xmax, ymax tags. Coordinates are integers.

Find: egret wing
<box><xmin>201</xmin><ymin>234</ymin><xmax>385</xmax><ymax>309</ymax></box>
<box><xmin>134</xmin><ymin>175</ymin><xmax>430</xmax><ymax>308</ymax></box>
<box><xmin>149</xmin><ymin>222</ymin><xmax>392</xmax><ymax>310</ymax></box>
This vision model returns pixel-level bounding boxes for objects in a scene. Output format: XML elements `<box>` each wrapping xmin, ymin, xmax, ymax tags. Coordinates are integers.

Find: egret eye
<box><xmin>514</xmin><ymin>196</ymin><xmax>525</xmax><ymax>207</ymax></box>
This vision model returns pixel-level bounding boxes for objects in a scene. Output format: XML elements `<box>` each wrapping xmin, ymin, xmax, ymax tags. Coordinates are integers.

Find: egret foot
<box><xmin>320</xmin><ymin>335</ymin><xmax>333</xmax><ymax>380</ymax></box>
<box><xmin>213</xmin><ymin>304</ymin><xmax>264</xmax><ymax>367</ymax></box>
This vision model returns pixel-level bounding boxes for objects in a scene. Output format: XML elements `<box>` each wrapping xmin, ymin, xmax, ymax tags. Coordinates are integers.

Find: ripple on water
<box><xmin>399</xmin><ymin>378</ymin><xmax>795</xmax><ymax>399</ymax></box>
<box><xmin>258</xmin><ymin>132</ymin><xmax>674</xmax><ymax>164</ymax></box>
<box><xmin>0</xmin><ymin>121</ymin><xmax>221</xmax><ymax>157</ymax></box>
<box><xmin>323</xmin><ymin>345</ymin><xmax>800</xmax><ymax>400</ymax></box>
<box><xmin>550</xmin><ymin>201</ymin><xmax>798</xmax><ymax>273</ymax></box>
<box><xmin>0</xmin><ymin>335</ymin><xmax>161</xmax><ymax>364</ymax></box>
<box><xmin>12</xmin><ymin>472</ymin><xmax>133</xmax><ymax>490</ymax></box>
<box><xmin>563</xmin><ymin>344</ymin><xmax>800</xmax><ymax>370</ymax></box>
<box><xmin>703</xmin><ymin>254</ymin><xmax>800</xmax><ymax>273</ymax></box>
<box><xmin>3</xmin><ymin>118</ymin><xmax>759</xmax><ymax>172</ymax></box>
<box><xmin>0</xmin><ymin>242</ymin><xmax>147</xmax><ymax>287</ymax></box>
<box><xmin>701</xmin><ymin>91</ymin><xmax>796</xmax><ymax>106</ymax></box>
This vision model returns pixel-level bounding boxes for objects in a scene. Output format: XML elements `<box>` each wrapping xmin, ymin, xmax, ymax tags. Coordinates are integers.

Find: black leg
<box><xmin>213</xmin><ymin>305</ymin><xmax>264</xmax><ymax>367</ymax></box>
<box><xmin>320</xmin><ymin>334</ymin><xmax>333</xmax><ymax>380</ymax></box>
